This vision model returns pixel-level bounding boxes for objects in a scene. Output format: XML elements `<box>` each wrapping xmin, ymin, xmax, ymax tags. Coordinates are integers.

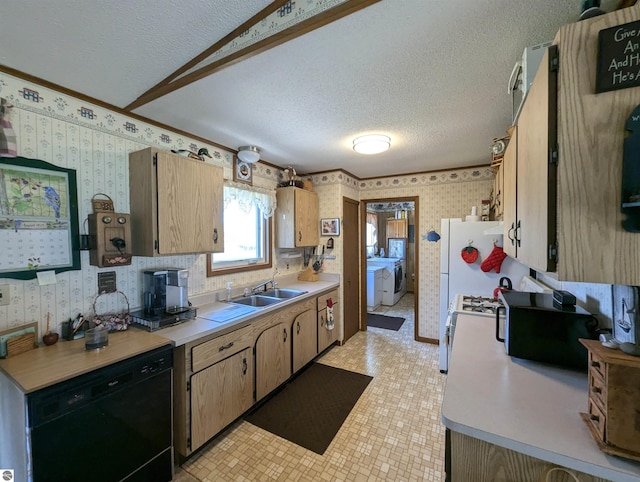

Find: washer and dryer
<box><xmin>366</xmin><ymin>257</ymin><xmax>406</xmax><ymax>306</ymax></box>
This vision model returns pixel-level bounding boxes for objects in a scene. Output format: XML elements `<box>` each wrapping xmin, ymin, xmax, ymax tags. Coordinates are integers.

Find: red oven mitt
<box><xmin>481</xmin><ymin>245</ymin><xmax>507</xmax><ymax>273</ymax></box>
<box><xmin>461</xmin><ymin>245</ymin><xmax>479</xmax><ymax>263</ymax></box>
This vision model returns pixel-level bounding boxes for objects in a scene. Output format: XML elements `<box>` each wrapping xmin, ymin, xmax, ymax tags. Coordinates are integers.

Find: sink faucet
<box><xmin>251</xmin><ymin>280</ymin><xmax>272</xmax><ymax>294</ymax></box>
<box><xmin>250</xmin><ymin>268</ymin><xmax>280</xmax><ymax>294</ymax></box>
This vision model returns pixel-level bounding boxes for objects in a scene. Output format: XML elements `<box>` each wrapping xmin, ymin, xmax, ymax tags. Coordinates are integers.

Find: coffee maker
<box><xmin>143</xmin><ymin>268</ymin><xmax>190</xmax><ymax>315</ymax></box>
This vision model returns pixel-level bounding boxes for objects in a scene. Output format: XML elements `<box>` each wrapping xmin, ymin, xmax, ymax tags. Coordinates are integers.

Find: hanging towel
<box><xmin>326</xmin><ymin>298</ymin><xmax>334</xmax><ymax>330</ymax></box>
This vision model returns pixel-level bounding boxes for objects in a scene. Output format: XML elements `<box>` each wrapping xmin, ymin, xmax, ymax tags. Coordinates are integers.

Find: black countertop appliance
<box><xmin>496</xmin><ymin>291</ymin><xmax>598</xmax><ymax>370</ymax></box>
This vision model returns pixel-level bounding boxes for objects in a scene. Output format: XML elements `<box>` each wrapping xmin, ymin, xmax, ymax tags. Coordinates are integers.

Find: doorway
<box><xmin>359</xmin><ymin>197</ymin><xmax>419</xmax><ymax>341</ymax></box>
<box><xmin>342</xmin><ymin>197</ymin><xmax>360</xmax><ymax>342</ymax></box>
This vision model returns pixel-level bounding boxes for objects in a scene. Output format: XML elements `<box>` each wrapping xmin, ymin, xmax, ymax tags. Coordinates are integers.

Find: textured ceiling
<box><xmin>0</xmin><ymin>0</ymin><xmax>622</xmax><ymax>178</ymax></box>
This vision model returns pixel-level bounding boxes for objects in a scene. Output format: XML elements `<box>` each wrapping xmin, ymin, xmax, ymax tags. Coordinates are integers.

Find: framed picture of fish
<box><xmin>0</xmin><ymin>156</ymin><xmax>80</xmax><ymax>279</ymax></box>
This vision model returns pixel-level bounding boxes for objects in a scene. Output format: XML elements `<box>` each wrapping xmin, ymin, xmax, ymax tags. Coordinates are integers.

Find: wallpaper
<box><xmin>0</xmin><ymin>72</ymin><xmax>282</xmax><ymax>336</ymax></box>
<box><xmin>0</xmin><ymin>70</ymin><xmax>614</xmax><ymax>345</ymax></box>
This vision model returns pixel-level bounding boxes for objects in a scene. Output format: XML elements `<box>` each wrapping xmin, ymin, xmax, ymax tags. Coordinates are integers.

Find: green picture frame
<box><xmin>0</xmin><ymin>156</ymin><xmax>81</xmax><ymax>279</ymax></box>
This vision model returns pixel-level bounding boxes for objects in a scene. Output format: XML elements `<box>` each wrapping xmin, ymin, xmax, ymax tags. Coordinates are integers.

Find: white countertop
<box><xmin>155</xmin><ymin>273</ymin><xmax>340</xmax><ymax>346</ymax></box>
<box><xmin>441</xmin><ymin>313</ymin><xmax>640</xmax><ymax>482</ymax></box>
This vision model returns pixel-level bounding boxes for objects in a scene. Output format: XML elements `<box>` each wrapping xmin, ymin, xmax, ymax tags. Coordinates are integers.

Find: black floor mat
<box><xmin>366</xmin><ymin>313</ymin><xmax>405</xmax><ymax>331</ymax></box>
<box><xmin>245</xmin><ymin>363</ymin><xmax>372</xmax><ymax>455</ymax></box>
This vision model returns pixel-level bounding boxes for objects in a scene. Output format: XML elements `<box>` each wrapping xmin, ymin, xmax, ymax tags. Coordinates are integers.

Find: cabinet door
<box><xmin>295</xmin><ymin>188</ymin><xmax>319</xmax><ymax>247</ymax></box>
<box><xmin>255</xmin><ymin>323</ymin><xmax>291</xmax><ymax>401</ymax></box>
<box><xmin>190</xmin><ymin>347</ymin><xmax>253</xmax><ymax>451</ymax></box>
<box><xmin>156</xmin><ymin>150</ymin><xmax>224</xmax><ymax>254</ymax></box>
<box><xmin>514</xmin><ymin>46</ymin><xmax>557</xmax><ymax>272</ymax></box>
<box><xmin>292</xmin><ymin>309</ymin><xmax>318</xmax><ymax>373</ymax></box>
<box><xmin>492</xmin><ymin>162</ymin><xmax>504</xmax><ymax>221</ymax></box>
<box><xmin>386</xmin><ymin>219</ymin><xmax>407</xmax><ymax>239</ymax></box>
<box><xmin>318</xmin><ymin>304</ymin><xmax>339</xmax><ymax>353</ymax></box>
<box><xmin>502</xmin><ymin>127</ymin><xmax>517</xmax><ymax>258</ymax></box>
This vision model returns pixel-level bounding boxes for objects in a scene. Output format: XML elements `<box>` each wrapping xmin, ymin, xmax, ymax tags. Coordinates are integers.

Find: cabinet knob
<box><xmin>515</xmin><ymin>220</ymin><xmax>521</xmax><ymax>248</ymax></box>
<box><xmin>242</xmin><ymin>357</ymin><xmax>248</xmax><ymax>375</ymax></box>
<box><xmin>591</xmin><ymin>361</ymin><xmax>600</xmax><ymax>368</ymax></box>
<box><xmin>298</xmin><ymin>231</ymin><xmax>302</xmax><ymax>242</ymax></box>
<box><xmin>213</xmin><ymin>228</ymin><xmax>218</xmax><ymax>243</ymax></box>
<box><xmin>590</xmin><ymin>414</ymin><xmax>600</xmax><ymax>422</ymax></box>
<box><xmin>591</xmin><ymin>386</ymin><xmax>601</xmax><ymax>394</ymax></box>
<box><xmin>283</xmin><ymin>328</ymin><xmax>287</xmax><ymax>342</ymax></box>
<box><xmin>297</xmin><ymin>321</ymin><xmax>300</xmax><ymax>334</ymax></box>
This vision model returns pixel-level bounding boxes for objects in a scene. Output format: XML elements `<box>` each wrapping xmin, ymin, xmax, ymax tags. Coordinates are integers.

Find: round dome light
<box><xmin>352</xmin><ymin>135</ymin><xmax>390</xmax><ymax>155</ymax></box>
<box><xmin>237</xmin><ymin>146</ymin><xmax>261</xmax><ymax>163</ymax></box>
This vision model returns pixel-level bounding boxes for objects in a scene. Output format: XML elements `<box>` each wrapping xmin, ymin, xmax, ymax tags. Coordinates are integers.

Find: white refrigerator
<box><xmin>438</xmin><ymin>219</ymin><xmax>531</xmax><ymax>371</ymax></box>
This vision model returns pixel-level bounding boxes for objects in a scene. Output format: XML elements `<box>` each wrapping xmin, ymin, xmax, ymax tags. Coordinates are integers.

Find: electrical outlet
<box><xmin>0</xmin><ymin>284</ymin><xmax>10</xmax><ymax>306</ymax></box>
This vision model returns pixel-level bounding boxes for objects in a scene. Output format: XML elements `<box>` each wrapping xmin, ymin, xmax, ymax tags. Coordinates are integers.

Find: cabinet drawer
<box><xmin>192</xmin><ymin>325</ymin><xmax>253</xmax><ymax>372</ymax></box>
<box><xmin>589</xmin><ymin>352</ymin><xmax>606</xmax><ymax>380</ymax></box>
<box><xmin>316</xmin><ymin>288</ymin><xmax>340</xmax><ymax>311</ymax></box>
<box><xmin>588</xmin><ymin>369</ymin><xmax>606</xmax><ymax>411</ymax></box>
<box><xmin>588</xmin><ymin>399</ymin><xmax>606</xmax><ymax>442</ymax></box>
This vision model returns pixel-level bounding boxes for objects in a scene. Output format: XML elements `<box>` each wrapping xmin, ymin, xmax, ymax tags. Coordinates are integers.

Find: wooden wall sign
<box><xmin>596</xmin><ymin>19</ymin><xmax>640</xmax><ymax>93</ymax></box>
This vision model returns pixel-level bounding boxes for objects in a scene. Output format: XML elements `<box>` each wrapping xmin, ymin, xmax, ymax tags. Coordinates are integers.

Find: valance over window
<box><xmin>223</xmin><ymin>180</ymin><xmax>277</xmax><ymax>218</ymax></box>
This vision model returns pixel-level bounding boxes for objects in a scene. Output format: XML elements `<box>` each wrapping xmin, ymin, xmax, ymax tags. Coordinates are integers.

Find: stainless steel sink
<box><xmin>261</xmin><ymin>288</ymin><xmax>307</xmax><ymax>299</ymax></box>
<box><xmin>230</xmin><ymin>295</ymin><xmax>283</xmax><ymax>307</ymax></box>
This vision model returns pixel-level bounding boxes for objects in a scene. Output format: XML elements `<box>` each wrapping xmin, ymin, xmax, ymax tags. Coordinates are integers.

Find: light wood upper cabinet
<box><xmin>129</xmin><ymin>147</ymin><xmax>224</xmax><ymax>256</ymax></box>
<box><xmin>386</xmin><ymin>218</ymin><xmax>408</xmax><ymax>239</ymax></box>
<box><xmin>555</xmin><ymin>7</ymin><xmax>640</xmax><ymax>284</ymax></box>
<box><xmin>291</xmin><ymin>308</ymin><xmax>317</xmax><ymax>373</ymax></box>
<box><xmin>502</xmin><ymin>130</ymin><xmax>517</xmax><ymax>259</ymax></box>
<box><xmin>503</xmin><ymin>46</ymin><xmax>558</xmax><ymax>273</ymax></box>
<box><xmin>491</xmin><ymin>162</ymin><xmax>504</xmax><ymax>222</ymax></box>
<box><xmin>275</xmin><ymin>187</ymin><xmax>319</xmax><ymax>248</ymax></box>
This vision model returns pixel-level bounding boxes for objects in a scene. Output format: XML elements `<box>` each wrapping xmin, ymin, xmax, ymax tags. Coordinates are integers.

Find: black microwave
<box><xmin>495</xmin><ymin>292</ymin><xmax>599</xmax><ymax>370</ymax></box>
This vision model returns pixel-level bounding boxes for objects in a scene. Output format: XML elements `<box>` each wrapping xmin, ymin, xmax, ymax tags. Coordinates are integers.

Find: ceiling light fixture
<box><xmin>237</xmin><ymin>145</ymin><xmax>261</xmax><ymax>163</ymax></box>
<box><xmin>352</xmin><ymin>135</ymin><xmax>390</xmax><ymax>155</ymax></box>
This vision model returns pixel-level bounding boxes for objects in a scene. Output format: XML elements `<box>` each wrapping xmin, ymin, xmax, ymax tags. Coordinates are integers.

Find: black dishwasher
<box><xmin>27</xmin><ymin>344</ymin><xmax>173</xmax><ymax>482</ymax></box>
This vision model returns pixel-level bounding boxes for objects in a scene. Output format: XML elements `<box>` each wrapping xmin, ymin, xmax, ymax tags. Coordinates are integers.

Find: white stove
<box><xmin>441</xmin><ymin>294</ymin><xmax>504</xmax><ymax>374</ymax></box>
<box><xmin>457</xmin><ymin>295</ymin><xmax>503</xmax><ymax>315</ymax></box>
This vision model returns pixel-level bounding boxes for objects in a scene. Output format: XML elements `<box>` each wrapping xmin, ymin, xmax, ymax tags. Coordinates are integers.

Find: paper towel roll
<box><xmin>466</xmin><ymin>215</ymin><xmax>480</xmax><ymax>222</ymax></box>
<box><xmin>471</xmin><ymin>206</ymin><xmax>477</xmax><ymax>216</ymax></box>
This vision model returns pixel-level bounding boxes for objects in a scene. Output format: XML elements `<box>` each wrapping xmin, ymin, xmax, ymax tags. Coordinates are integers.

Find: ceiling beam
<box><xmin>128</xmin><ymin>0</ymin><xmax>291</xmax><ymax>106</ymax></box>
<box><xmin>125</xmin><ymin>0</ymin><xmax>382</xmax><ymax>111</ymax></box>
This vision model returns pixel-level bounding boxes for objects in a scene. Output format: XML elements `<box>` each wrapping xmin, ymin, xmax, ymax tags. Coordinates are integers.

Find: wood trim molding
<box><xmin>125</xmin><ymin>0</ymin><xmax>382</xmax><ymax>110</ymax></box>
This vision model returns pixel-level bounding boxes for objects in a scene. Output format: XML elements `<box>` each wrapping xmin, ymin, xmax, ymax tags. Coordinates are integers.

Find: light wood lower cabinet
<box><xmin>317</xmin><ymin>288</ymin><xmax>340</xmax><ymax>353</ymax></box>
<box><xmin>174</xmin><ymin>324</ymin><xmax>254</xmax><ymax>457</ymax></box>
<box><xmin>291</xmin><ymin>309</ymin><xmax>317</xmax><ymax>373</ymax></box>
<box><xmin>450</xmin><ymin>431</ymin><xmax>609</xmax><ymax>482</ymax></box>
<box><xmin>173</xmin><ymin>289</ymin><xmax>337</xmax><ymax>458</ymax></box>
<box><xmin>255</xmin><ymin>322</ymin><xmax>291</xmax><ymax>401</ymax></box>
<box><xmin>254</xmin><ymin>296</ymin><xmax>317</xmax><ymax>398</ymax></box>
<box><xmin>190</xmin><ymin>347</ymin><xmax>253</xmax><ymax>451</ymax></box>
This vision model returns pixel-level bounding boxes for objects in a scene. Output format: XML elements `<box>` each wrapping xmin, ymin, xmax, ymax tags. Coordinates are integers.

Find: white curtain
<box><xmin>223</xmin><ymin>180</ymin><xmax>277</xmax><ymax>218</ymax></box>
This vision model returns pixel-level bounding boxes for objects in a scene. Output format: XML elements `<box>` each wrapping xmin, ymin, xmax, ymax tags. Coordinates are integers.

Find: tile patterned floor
<box><xmin>174</xmin><ymin>293</ymin><xmax>446</xmax><ymax>481</ymax></box>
